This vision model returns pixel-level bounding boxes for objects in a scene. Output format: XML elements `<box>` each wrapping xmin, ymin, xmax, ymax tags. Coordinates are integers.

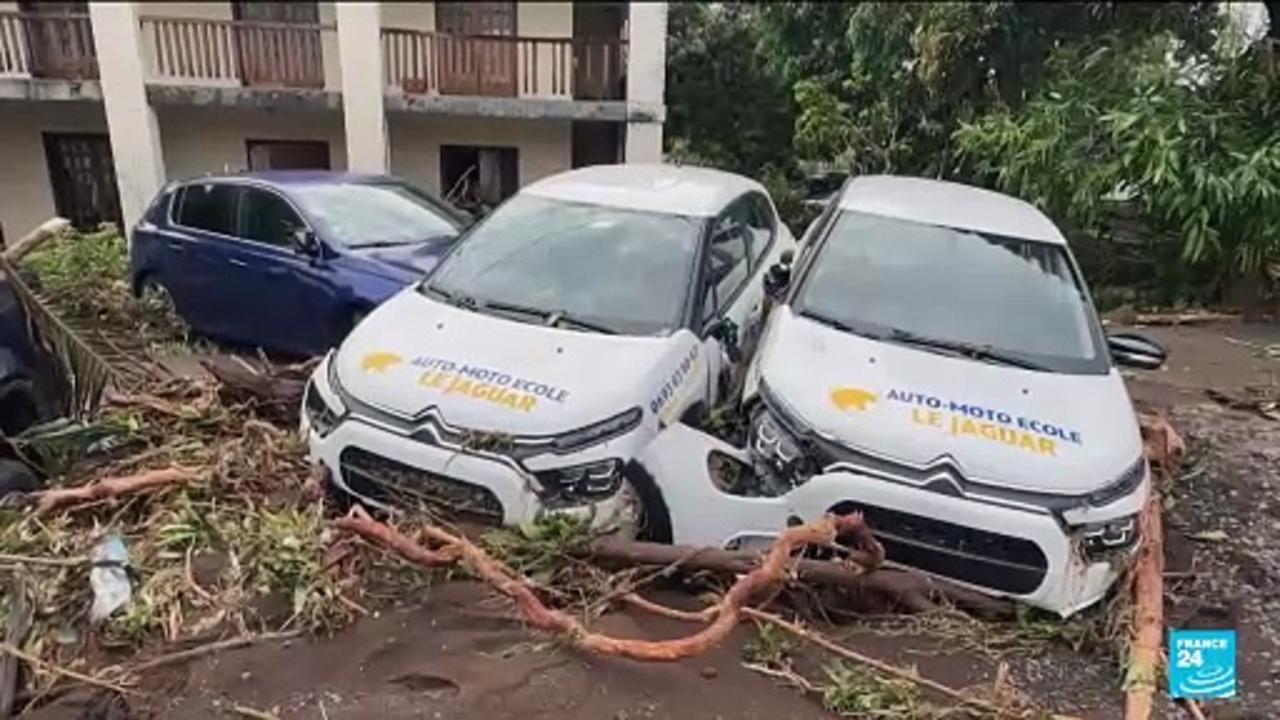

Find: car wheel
<box><xmin>0</xmin><ymin>458</ymin><xmax>40</xmax><ymax>498</ymax></box>
<box><xmin>609</xmin><ymin>462</ymin><xmax>673</xmax><ymax>543</ymax></box>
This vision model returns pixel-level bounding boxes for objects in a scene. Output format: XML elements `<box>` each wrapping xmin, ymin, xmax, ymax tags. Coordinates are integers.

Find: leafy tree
<box><xmin>955</xmin><ymin>33</ymin><xmax>1280</xmax><ymax>299</ymax></box>
<box><xmin>664</xmin><ymin>3</ymin><xmax>793</xmax><ymax>177</ymax></box>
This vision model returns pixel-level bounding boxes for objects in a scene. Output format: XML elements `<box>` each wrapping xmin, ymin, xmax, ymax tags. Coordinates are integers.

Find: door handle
<box><xmin>228</xmin><ymin>258</ymin><xmax>248</xmax><ymax>268</ymax></box>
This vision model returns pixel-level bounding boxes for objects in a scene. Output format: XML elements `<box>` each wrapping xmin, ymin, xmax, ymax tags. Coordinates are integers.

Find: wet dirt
<box><xmin>21</xmin><ymin>321</ymin><xmax>1280</xmax><ymax>720</ymax></box>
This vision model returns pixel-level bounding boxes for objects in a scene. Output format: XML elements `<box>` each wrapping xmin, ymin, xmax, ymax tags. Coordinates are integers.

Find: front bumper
<box><xmin>302</xmin><ymin>356</ymin><xmax>641</xmax><ymax>530</ymax></box>
<box><xmin>637</xmin><ymin>424</ymin><xmax>1146</xmax><ymax>617</ymax></box>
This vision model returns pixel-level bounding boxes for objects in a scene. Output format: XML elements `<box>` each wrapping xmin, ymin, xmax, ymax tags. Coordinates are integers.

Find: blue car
<box><xmin>131</xmin><ymin>172</ymin><xmax>468</xmax><ymax>356</ymax></box>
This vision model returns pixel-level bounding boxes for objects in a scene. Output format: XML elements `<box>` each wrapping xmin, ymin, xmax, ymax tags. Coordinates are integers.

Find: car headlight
<box><xmin>1080</xmin><ymin>514</ymin><xmax>1139</xmax><ymax>557</ymax></box>
<box><xmin>304</xmin><ymin>379</ymin><xmax>341</xmax><ymax>437</ymax></box>
<box><xmin>1085</xmin><ymin>457</ymin><xmax>1146</xmax><ymax>507</ymax></box>
<box><xmin>551</xmin><ymin>407</ymin><xmax>642</xmax><ymax>453</ymax></box>
<box><xmin>749</xmin><ymin>406</ymin><xmax>815</xmax><ymax>487</ymax></box>
<box><xmin>536</xmin><ymin>458</ymin><xmax>623</xmax><ymax>502</ymax></box>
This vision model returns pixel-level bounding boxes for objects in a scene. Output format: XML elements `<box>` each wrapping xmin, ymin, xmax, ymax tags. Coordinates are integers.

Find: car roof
<box><xmin>837</xmin><ymin>175</ymin><xmax>1066</xmax><ymax>245</ymax></box>
<box><xmin>521</xmin><ymin>164</ymin><xmax>766</xmax><ymax>217</ymax></box>
<box><xmin>178</xmin><ymin>170</ymin><xmax>398</xmax><ymax>188</ymax></box>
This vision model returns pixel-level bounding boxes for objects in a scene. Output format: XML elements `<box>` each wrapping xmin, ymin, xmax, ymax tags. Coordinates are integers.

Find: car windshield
<box><xmin>794</xmin><ymin>210</ymin><xmax>1107</xmax><ymax>374</ymax></box>
<box><xmin>290</xmin><ymin>182</ymin><xmax>462</xmax><ymax>248</ymax></box>
<box><xmin>425</xmin><ymin>195</ymin><xmax>702</xmax><ymax>335</ymax></box>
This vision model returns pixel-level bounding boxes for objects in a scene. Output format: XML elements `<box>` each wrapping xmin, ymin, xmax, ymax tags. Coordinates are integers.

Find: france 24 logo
<box><xmin>1169</xmin><ymin>629</ymin><xmax>1236</xmax><ymax>699</ymax></box>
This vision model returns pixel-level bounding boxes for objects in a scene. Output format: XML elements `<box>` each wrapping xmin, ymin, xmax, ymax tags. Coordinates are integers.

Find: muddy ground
<box><xmin>23</xmin><ymin>321</ymin><xmax>1280</xmax><ymax>720</ymax></box>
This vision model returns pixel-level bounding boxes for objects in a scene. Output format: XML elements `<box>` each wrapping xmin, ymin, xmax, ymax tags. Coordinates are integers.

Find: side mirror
<box><xmin>764</xmin><ymin>250</ymin><xmax>794</xmax><ymax>300</ymax></box>
<box><xmin>705</xmin><ymin>316</ymin><xmax>742</xmax><ymax>363</ymax></box>
<box><xmin>1108</xmin><ymin>332</ymin><xmax>1167</xmax><ymax>370</ymax></box>
<box><xmin>293</xmin><ymin>227</ymin><xmax>320</xmax><ymax>256</ymax></box>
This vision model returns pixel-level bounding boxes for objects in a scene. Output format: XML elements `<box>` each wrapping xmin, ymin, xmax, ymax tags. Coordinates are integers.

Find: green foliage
<box><xmin>665</xmin><ymin>3</ymin><xmax>794</xmax><ymax>177</ymax></box>
<box><xmin>743</xmin><ymin>622</ymin><xmax>796</xmax><ymax>666</ymax></box>
<box><xmin>482</xmin><ymin>513</ymin><xmax>590</xmax><ymax>583</ymax></box>
<box><xmin>955</xmin><ymin>33</ymin><xmax>1280</xmax><ymax>297</ymax></box>
<box><xmin>820</xmin><ymin>660</ymin><xmax>922</xmax><ymax>718</ymax></box>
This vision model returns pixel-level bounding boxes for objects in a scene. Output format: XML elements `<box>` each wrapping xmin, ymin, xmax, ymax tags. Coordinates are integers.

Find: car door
<box><xmin>156</xmin><ymin>181</ymin><xmax>244</xmax><ymax>338</ymax></box>
<box><xmin>230</xmin><ymin>185</ymin><xmax>341</xmax><ymax>354</ymax></box>
<box><xmin>696</xmin><ymin>198</ymin><xmax>757</xmax><ymax>409</ymax></box>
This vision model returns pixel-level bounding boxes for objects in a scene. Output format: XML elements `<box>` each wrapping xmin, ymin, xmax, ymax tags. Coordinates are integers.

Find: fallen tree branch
<box><xmin>588</xmin><ymin>539</ymin><xmax>1009</xmax><ymax>618</ymax></box>
<box><xmin>1133</xmin><ymin>310</ymin><xmax>1239</xmax><ymax>326</ymax></box>
<box><xmin>1126</xmin><ymin>413</ymin><xmax>1183</xmax><ymax>720</ymax></box>
<box><xmin>1</xmin><ymin>218</ymin><xmax>69</xmax><ymax>264</ymax></box>
<box><xmin>0</xmin><ymin>553</ymin><xmax>90</xmax><ymax>568</ymax></box>
<box><xmin>0</xmin><ymin>642</ymin><xmax>140</xmax><ymax>698</ymax></box>
<box><xmin>31</xmin><ymin>466</ymin><xmax>196</xmax><ymax>516</ymax></box>
<box><xmin>335</xmin><ymin>505</ymin><xmax>880</xmax><ymax>662</ymax></box>
<box><xmin>131</xmin><ymin>630</ymin><xmax>303</xmax><ymax>673</ymax></box>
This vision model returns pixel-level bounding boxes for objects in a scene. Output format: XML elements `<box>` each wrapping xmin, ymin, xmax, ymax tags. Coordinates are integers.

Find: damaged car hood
<box><xmin>332</xmin><ymin>288</ymin><xmax>696</xmax><ymax>435</ymax></box>
<box><xmin>753</xmin><ymin>307</ymin><xmax>1142</xmax><ymax>495</ymax></box>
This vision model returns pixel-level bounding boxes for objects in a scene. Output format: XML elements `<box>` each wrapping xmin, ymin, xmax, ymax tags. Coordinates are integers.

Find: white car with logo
<box><xmin>635</xmin><ymin>176</ymin><xmax>1168</xmax><ymax>616</ymax></box>
<box><xmin>303</xmin><ymin>164</ymin><xmax>795</xmax><ymax>538</ymax></box>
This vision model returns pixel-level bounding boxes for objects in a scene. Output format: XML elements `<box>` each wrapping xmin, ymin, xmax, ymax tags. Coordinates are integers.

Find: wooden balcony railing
<box><xmin>0</xmin><ymin>11</ymin><xmax>97</xmax><ymax>80</ymax></box>
<box><xmin>382</xmin><ymin>29</ymin><xmax>627</xmax><ymax>101</ymax></box>
<box><xmin>141</xmin><ymin>16</ymin><xmax>331</xmax><ymax>89</ymax></box>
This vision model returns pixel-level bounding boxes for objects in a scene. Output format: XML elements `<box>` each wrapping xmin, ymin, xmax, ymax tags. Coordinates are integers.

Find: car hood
<box><xmin>348</xmin><ymin>237</ymin><xmax>454</xmax><ymax>279</ymax></box>
<box><xmin>333</xmin><ymin>289</ymin><xmax>695</xmax><ymax>435</ymax></box>
<box><xmin>755</xmin><ymin>307</ymin><xmax>1142</xmax><ymax>495</ymax></box>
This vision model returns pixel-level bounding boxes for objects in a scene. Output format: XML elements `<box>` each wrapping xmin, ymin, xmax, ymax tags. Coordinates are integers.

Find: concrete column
<box><xmin>336</xmin><ymin>2</ymin><xmax>388</xmax><ymax>174</ymax></box>
<box><xmin>89</xmin><ymin>2</ymin><xmax>165</xmax><ymax>233</ymax></box>
<box><xmin>624</xmin><ymin>1</ymin><xmax>667</xmax><ymax>164</ymax></box>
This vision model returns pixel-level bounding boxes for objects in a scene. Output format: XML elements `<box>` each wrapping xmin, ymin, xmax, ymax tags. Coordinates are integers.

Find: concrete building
<box><xmin>0</xmin><ymin>1</ymin><xmax>667</xmax><ymax>239</ymax></box>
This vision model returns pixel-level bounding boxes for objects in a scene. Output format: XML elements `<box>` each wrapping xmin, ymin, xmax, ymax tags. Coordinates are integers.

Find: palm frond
<box><xmin>0</xmin><ymin>253</ymin><xmax>117</xmax><ymax>418</ymax></box>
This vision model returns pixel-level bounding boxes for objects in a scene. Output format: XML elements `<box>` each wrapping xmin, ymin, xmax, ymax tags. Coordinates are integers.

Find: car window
<box><xmin>426</xmin><ymin>194</ymin><xmax>701</xmax><ymax>336</ymax></box>
<box><xmin>176</xmin><ymin>183</ymin><xmax>238</xmax><ymax>235</ymax></box>
<box><xmin>794</xmin><ymin>210</ymin><xmax>1107</xmax><ymax>374</ymax></box>
<box><xmin>289</xmin><ymin>182</ymin><xmax>462</xmax><ymax>248</ymax></box>
<box><xmin>745</xmin><ymin>193</ymin><xmax>775</xmax><ymax>268</ymax></box>
<box><xmin>701</xmin><ymin>212</ymin><xmax>751</xmax><ymax>322</ymax></box>
<box><xmin>240</xmin><ymin>187</ymin><xmax>305</xmax><ymax>247</ymax></box>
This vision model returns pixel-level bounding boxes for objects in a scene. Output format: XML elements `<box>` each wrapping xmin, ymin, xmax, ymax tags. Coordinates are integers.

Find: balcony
<box><xmin>0</xmin><ymin>11</ymin><xmax>97</xmax><ymax>80</ymax></box>
<box><xmin>382</xmin><ymin>28</ymin><xmax>627</xmax><ymax>101</ymax></box>
<box><xmin>140</xmin><ymin>15</ymin><xmax>332</xmax><ymax>89</ymax></box>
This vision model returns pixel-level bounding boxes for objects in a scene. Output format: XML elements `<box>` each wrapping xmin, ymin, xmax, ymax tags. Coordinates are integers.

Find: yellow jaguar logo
<box><xmin>361</xmin><ymin>351</ymin><xmax>403</xmax><ymax>373</ymax></box>
<box><xmin>831</xmin><ymin>387</ymin><xmax>877</xmax><ymax>413</ymax></box>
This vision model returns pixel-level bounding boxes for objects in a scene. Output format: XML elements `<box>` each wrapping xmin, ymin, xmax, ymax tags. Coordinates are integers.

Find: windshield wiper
<box><xmin>885</xmin><ymin>328</ymin><xmax>1047</xmax><ymax>371</ymax></box>
<box><xmin>797</xmin><ymin>309</ymin><xmax>885</xmax><ymax>340</ymax></box>
<box><xmin>483</xmin><ymin>300</ymin><xmax>616</xmax><ymax>335</ymax></box>
<box><xmin>421</xmin><ymin>284</ymin><xmax>479</xmax><ymax>309</ymax></box>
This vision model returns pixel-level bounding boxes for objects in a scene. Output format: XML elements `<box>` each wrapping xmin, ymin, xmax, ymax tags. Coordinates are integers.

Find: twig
<box><xmin>620</xmin><ymin>593</ymin><xmax>715</xmax><ymax>623</ymax></box>
<box><xmin>131</xmin><ymin>630</ymin><xmax>303</xmax><ymax>673</ymax></box>
<box><xmin>740</xmin><ymin>608</ymin><xmax>1003</xmax><ymax>715</ymax></box>
<box><xmin>233</xmin><ymin>705</ymin><xmax>279</xmax><ymax>720</ymax></box>
<box><xmin>0</xmin><ymin>641</ymin><xmax>141</xmax><ymax>697</ymax></box>
<box><xmin>0</xmin><ymin>552</ymin><xmax>89</xmax><ymax>568</ymax></box>
<box><xmin>742</xmin><ymin>661</ymin><xmax>821</xmax><ymax>694</ymax></box>
<box><xmin>1182</xmin><ymin>699</ymin><xmax>1209</xmax><ymax>720</ymax></box>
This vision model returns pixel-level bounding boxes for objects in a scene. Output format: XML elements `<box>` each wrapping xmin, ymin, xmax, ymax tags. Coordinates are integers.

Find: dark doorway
<box><xmin>435</xmin><ymin>2</ymin><xmax>517</xmax><ymax>97</ymax></box>
<box><xmin>572</xmin><ymin>2</ymin><xmax>625</xmax><ymax>100</ymax></box>
<box><xmin>246</xmin><ymin>140</ymin><xmax>331</xmax><ymax>171</ymax></box>
<box><xmin>440</xmin><ymin>145</ymin><xmax>518</xmax><ymax>213</ymax></box>
<box><xmin>572</xmin><ymin>121</ymin><xmax>621</xmax><ymax>168</ymax></box>
<box><xmin>42</xmin><ymin>132</ymin><xmax>121</xmax><ymax>230</ymax></box>
<box><xmin>231</xmin><ymin>1</ymin><xmax>323</xmax><ymax>88</ymax></box>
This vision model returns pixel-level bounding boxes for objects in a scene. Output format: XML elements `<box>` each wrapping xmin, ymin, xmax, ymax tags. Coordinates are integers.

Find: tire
<box><xmin>0</xmin><ymin>458</ymin><xmax>40</xmax><ymax>498</ymax></box>
<box><xmin>620</xmin><ymin>461</ymin><xmax>673</xmax><ymax>543</ymax></box>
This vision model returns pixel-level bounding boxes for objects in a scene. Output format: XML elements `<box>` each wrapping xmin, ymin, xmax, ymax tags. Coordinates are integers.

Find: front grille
<box><xmin>835</xmin><ymin>502</ymin><xmax>1049</xmax><ymax>594</ymax></box>
<box><xmin>339</xmin><ymin>447</ymin><xmax>504</xmax><ymax>525</ymax></box>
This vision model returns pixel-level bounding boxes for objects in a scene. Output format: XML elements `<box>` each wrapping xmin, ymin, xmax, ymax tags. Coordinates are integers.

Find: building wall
<box><xmin>158</xmin><ymin>106</ymin><xmax>347</xmax><ymax>181</ymax></box>
<box><xmin>382</xmin><ymin>2</ymin><xmax>435</xmax><ymax>32</ymax></box>
<box><xmin>0</xmin><ymin>102</ymin><xmax>109</xmax><ymax>240</ymax></box>
<box><xmin>388</xmin><ymin>114</ymin><xmax>571</xmax><ymax>194</ymax></box>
